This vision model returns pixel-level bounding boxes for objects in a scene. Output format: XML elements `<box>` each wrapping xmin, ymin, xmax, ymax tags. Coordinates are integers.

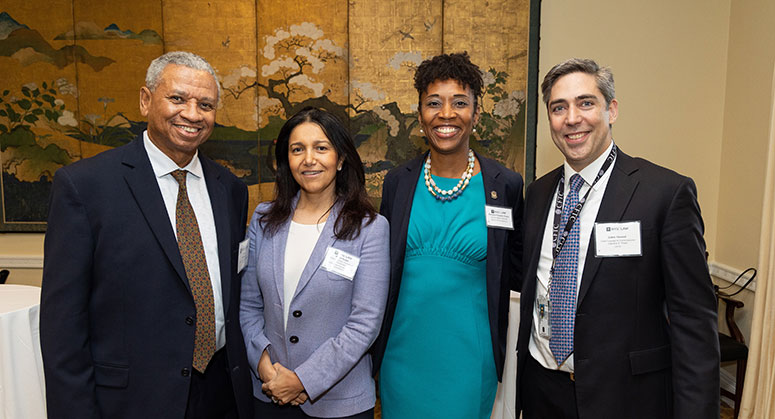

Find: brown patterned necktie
<box><xmin>171</xmin><ymin>169</ymin><xmax>215</xmax><ymax>373</ymax></box>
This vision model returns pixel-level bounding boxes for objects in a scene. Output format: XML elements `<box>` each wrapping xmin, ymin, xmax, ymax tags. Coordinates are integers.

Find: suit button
<box><xmin>289</xmin><ymin>336</ymin><xmax>299</xmax><ymax>344</ymax></box>
<box><xmin>181</xmin><ymin>368</ymin><xmax>190</xmax><ymax>377</ymax></box>
<box><xmin>185</xmin><ymin>316</ymin><xmax>194</xmax><ymax>325</ymax></box>
<box><xmin>293</xmin><ymin>310</ymin><xmax>302</xmax><ymax>318</ymax></box>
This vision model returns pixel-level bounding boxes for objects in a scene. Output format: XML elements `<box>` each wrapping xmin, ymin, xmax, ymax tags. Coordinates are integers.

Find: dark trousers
<box><xmin>185</xmin><ymin>348</ymin><xmax>238</xmax><ymax>419</ymax></box>
<box><xmin>521</xmin><ymin>354</ymin><xmax>579</xmax><ymax>419</ymax></box>
<box><xmin>253</xmin><ymin>398</ymin><xmax>374</xmax><ymax>419</ymax></box>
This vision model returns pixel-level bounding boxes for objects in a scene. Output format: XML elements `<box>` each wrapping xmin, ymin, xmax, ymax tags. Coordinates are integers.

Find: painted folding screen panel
<box><xmin>0</xmin><ymin>0</ymin><xmax>538</xmax><ymax>231</ymax></box>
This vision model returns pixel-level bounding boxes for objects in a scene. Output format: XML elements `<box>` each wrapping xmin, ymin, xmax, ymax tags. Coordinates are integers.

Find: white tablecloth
<box><xmin>0</xmin><ymin>285</ymin><xmax>46</xmax><ymax>419</ymax></box>
<box><xmin>492</xmin><ymin>291</ymin><xmax>520</xmax><ymax>419</ymax></box>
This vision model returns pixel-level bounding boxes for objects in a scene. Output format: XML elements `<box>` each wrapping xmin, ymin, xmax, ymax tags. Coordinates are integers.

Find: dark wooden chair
<box><xmin>0</xmin><ymin>269</ymin><xmax>9</xmax><ymax>284</ymax></box>
<box><xmin>717</xmin><ymin>292</ymin><xmax>748</xmax><ymax>419</ymax></box>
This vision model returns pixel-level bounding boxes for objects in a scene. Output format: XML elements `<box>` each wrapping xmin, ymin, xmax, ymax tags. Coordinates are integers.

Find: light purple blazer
<box><xmin>240</xmin><ymin>200</ymin><xmax>389</xmax><ymax>417</ymax></box>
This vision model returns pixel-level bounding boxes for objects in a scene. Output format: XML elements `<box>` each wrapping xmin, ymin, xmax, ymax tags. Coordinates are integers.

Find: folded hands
<box><xmin>258</xmin><ymin>348</ymin><xmax>308</xmax><ymax>406</ymax></box>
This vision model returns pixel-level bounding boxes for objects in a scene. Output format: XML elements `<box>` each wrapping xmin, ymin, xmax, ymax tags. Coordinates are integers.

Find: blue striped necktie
<box><xmin>550</xmin><ymin>173</ymin><xmax>585</xmax><ymax>364</ymax></box>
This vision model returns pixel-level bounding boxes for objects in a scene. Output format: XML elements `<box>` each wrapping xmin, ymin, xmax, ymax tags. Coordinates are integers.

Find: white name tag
<box><xmin>321</xmin><ymin>247</ymin><xmax>360</xmax><ymax>281</ymax></box>
<box><xmin>237</xmin><ymin>238</ymin><xmax>249</xmax><ymax>273</ymax></box>
<box><xmin>594</xmin><ymin>221</ymin><xmax>642</xmax><ymax>257</ymax></box>
<box><xmin>485</xmin><ymin>205</ymin><xmax>514</xmax><ymax>230</ymax></box>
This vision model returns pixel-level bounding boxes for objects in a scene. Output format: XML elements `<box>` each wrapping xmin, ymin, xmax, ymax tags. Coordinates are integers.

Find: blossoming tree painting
<box><xmin>0</xmin><ymin>0</ymin><xmax>537</xmax><ymax>231</ymax></box>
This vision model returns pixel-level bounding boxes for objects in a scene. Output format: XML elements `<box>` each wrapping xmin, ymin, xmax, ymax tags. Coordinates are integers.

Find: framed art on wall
<box><xmin>0</xmin><ymin>0</ymin><xmax>540</xmax><ymax>232</ymax></box>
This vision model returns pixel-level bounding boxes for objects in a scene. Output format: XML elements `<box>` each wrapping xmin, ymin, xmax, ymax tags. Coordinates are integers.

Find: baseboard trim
<box><xmin>709</xmin><ymin>261</ymin><xmax>756</xmax><ymax>292</ymax></box>
<box><xmin>0</xmin><ymin>256</ymin><xmax>43</xmax><ymax>269</ymax></box>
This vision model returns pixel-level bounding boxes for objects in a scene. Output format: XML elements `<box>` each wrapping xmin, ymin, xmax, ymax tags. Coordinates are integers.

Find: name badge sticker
<box><xmin>321</xmin><ymin>247</ymin><xmax>360</xmax><ymax>281</ymax></box>
<box><xmin>594</xmin><ymin>221</ymin><xmax>642</xmax><ymax>257</ymax></box>
<box><xmin>485</xmin><ymin>205</ymin><xmax>514</xmax><ymax>230</ymax></box>
<box><xmin>237</xmin><ymin>238</ymin><xmax>249</xmax><ymax>273</ymax></box>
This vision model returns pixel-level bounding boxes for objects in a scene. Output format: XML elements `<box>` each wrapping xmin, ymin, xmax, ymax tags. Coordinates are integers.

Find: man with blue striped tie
<box><xmin>516</xmin><ymin>58</ymin><xmax>720</xmax><ymax>419</ymax></box>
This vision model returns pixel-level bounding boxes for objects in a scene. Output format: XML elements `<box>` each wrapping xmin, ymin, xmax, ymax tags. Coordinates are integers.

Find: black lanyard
<box><xmin>551</xmin><ymin>144</ymin><xmax>617</xmax><ymax>261</ymax></box>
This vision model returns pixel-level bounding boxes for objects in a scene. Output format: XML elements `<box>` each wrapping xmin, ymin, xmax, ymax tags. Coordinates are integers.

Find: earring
<box><xmin>473</xmin><ymin>128</ymin><xmax>477</xmax><ymax>133</ymax></box>
<box><xmin>419</xmin><ymin>128</ymin><xmax>424</xmax><ymax>133</ymax></box>
<box><xmin>337</xmin><ymin>165</ymin><xmax>342</xmax><ymax>171</ymax></box>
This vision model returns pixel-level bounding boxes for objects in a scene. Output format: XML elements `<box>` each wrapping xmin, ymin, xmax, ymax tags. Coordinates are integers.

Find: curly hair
<box><xmin>259</xmin><ymin>107</ymin><xmax>376</xmax><ymax>240</ymax></box>
<box><xmin>414</xmin><ymin>52</ymin><xmax>484</xmax><ymax>109</ymax></box>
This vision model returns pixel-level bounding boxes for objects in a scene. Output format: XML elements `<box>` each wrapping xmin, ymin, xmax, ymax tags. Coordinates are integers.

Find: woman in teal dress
<box><xmin>372</xmin><ymin>52</ymin><xmax>525</xmax><ymax>418</ymax></box>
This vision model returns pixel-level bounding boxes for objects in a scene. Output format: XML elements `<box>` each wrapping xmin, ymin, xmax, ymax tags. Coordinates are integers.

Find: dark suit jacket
<box><xmin>40</xmin><ymin>136</ymin><xmax>253</xmax><ymax>419</ymax></box>
<box><xmin>516</xmin><ymin>150</ymin><xmax>720</xmax><ymax>418</ymax></box>
<box><xmin>371</xmin><ymin>152</ymin><xmax>524</xmax><ymax>381</ymax></box>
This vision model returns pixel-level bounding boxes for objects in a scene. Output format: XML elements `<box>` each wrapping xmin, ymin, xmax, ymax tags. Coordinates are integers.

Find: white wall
<box><xmin>536</xmin><ymin>0</ymin><xmax>732</xmax><ymax>260</ymax></box>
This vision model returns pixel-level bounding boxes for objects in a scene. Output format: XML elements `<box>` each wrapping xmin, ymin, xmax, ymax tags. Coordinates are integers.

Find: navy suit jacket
<box><xmin>516</xmin><ymin>150</ymin><xmax>720</xmax><ymax>418</ymax></box>
<box><xmin>371</xmin><ymin>152</ymin><xmax>524</xmax><ymax>381</ymax></box>
<box><xmin>40</xmin><ymin>136</ymin><xmax>253</xmax><ymax>419</ymax></box>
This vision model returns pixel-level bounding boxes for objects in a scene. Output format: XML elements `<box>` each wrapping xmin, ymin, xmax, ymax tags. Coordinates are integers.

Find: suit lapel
<box><xmin>292</xmin><ymin>205</ymin><xmax>339</xmax><ymax>299</ymax></box>
<box><xmin>389</xmin><ymin>155</ymin><xmax>424</xmax><ymax>287</ymax></box>
<box><xmin>121</xmin><ymin>137</ymin><xmax>189</xmax><ymax>287</ymax></box>
<box><xmin>524</xmin><ymin>168</ymin><xmax>562</xmax><ymax>302</ymax></box>
<box><xmin>270</xmin><ymin>200</ymin><xmax>341</xmax><ymax>304</ymax></box>
<box><xmin>272</xmin><ymin>219</ymin><xmax>291</xmax><ymax>304</ymax></box>
<box><xmin>202</xmin><ymin>158</ymin><xmax>233</xmax><ymax>312</ymax></box>
<box><xmin>479</xmin><ymin>155</ymin><xmax>507</xmax><ymax>287</ymax></box>
<box><xmin>577</xmin><ymin>152</ymin><xmax>640</xmax><ymax>305</ymax></box>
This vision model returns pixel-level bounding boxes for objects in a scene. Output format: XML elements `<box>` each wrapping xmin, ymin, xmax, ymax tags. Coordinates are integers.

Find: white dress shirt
<box><xmin>529</xmin><ymin>141</ymin><xmax>615</xmax><ymax>372</ymax></box>
<box><xmin>144</xmin><ymin>132</ymin><xmax>226</xmax><ymax>351</ymax></box>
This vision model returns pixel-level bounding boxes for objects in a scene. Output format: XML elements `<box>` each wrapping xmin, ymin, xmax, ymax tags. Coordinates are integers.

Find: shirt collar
<box><xmin>143</xmin><ymin>131</ymin><xmax>203</xmax><ymax>179</ymax></box>
<box><xmin>562</xmin><ymin>140</ymin><xmax>615</xmax><ymax>191</ymax></box>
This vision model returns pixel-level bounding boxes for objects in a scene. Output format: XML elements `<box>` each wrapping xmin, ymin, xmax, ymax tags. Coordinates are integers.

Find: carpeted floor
<box><xmin>721</xmin><ymin>401</ymin><xmax>735</xmax><ymax>419</ymax></box>
<box><xmin>374</xmin><ymin>400</ymin><xmax>736</xmax><ymax>419</ymax></box>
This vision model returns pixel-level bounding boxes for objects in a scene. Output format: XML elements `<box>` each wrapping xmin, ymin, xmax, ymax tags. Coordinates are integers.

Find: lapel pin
<box><xmin>490</xmin><ymin>191</ymin><xmax>498</xmax><ymax>200</ymax></box>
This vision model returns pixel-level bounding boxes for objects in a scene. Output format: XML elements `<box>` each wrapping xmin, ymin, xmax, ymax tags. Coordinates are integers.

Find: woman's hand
<box><xmin>257</xmin><ymin>348</ymin><xmax>276</xmax><ymax>384</ymax></box>
<box><xmin>261</xmin><ymin>362</ymin><xmax>306</xmax><ymax>405</ymax></box>
<box><xmin>290</xmin><ymin>392</ymin><xmax>309</xmax><ymax>406</ymax></box>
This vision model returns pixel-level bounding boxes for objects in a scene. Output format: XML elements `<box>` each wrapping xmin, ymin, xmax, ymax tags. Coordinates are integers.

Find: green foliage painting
<box><xmin>0</xmin><ymin>1</ymin><xmax>537</xmax><ymax>231</ymax></box>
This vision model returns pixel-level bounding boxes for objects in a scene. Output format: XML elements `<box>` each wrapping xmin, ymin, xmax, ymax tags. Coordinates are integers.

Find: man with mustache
<box><xmin>41</xmin><ymin>51</ymin><xmax>253</xmax><ymax>419</ymax></box>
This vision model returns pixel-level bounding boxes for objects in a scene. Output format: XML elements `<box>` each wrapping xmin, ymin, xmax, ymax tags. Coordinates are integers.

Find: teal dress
<box><xmin>379</xmin><ymin>172</ymin><xmax>497</xmax><ymax>419</ymax></box>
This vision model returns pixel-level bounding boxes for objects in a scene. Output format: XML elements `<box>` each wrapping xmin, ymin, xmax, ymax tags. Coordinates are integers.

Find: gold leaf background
<box><xmin>0</xmin><ymin>0</ymin><xmax>533</xmax><ymax>230</ymax></box>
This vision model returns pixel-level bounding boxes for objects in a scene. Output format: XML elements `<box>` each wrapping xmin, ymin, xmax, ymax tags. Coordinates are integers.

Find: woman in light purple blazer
<box><xmin>240</xmin><ymin>107</ymin><xmax>389</xmax><ymax>418</ymax></box>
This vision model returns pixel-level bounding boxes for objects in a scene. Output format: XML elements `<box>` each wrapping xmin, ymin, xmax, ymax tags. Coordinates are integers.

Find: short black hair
<box><xmin>414</xmin><ymin>52</ymin><xmax>483</xmax><ymax>109</ymax></box>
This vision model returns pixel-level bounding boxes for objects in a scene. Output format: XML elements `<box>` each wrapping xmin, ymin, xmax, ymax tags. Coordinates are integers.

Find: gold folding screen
<box><xmin>0</xmin><ymin>0</ymin><xmax>537</xmax><ymax>231</ymax></box>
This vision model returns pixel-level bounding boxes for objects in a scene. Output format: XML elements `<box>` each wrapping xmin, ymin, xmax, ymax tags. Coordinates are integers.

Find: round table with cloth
<box><xmin>0</xmin><ymin>284</ymin><xmax>46</xmax><ymax>419</ymax></box>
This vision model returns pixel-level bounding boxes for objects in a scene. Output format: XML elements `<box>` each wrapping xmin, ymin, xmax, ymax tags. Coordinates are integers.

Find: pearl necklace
<box><xmin>424</xmin><ymin>149</ymin><xmax>475</xmax><ymax>201</ymax></box>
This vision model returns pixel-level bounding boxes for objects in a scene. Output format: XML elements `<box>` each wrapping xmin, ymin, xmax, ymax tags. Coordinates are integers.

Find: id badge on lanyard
<box><xmin>537</xmin><ymin>144</ymin><xmax>618</xmax><ymax>340</ymax></box>
<box><xmin>537</xmin><ymin>294</ymin><xmax>552</xmax><ymax>338</ymax></box>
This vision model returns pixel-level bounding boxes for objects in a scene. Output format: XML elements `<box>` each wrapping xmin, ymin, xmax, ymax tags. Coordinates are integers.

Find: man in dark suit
<box><xmin>40</xmin><ymin>51</ymin><xmax>253</xmax><ymax>419</ymax></box>
<box><xmin>516</xmin><ymin>58</ymin><xmax>720</xmax><ymax>418</ymax></box>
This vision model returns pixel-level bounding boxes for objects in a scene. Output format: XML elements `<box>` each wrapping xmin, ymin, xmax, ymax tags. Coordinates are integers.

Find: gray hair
<box><xmin>145</xmin><ymin>51</ymin><xmax>221</xmax><ymax>102</ymax></box>
<box><xmin>541</xmin><ymin>58</ymin><xmax>615</xmax><ymax>108</ymax></box>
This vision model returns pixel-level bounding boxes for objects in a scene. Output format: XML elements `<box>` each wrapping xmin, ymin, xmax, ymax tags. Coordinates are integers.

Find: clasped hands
<box><xmin>259</xmin><ymin>349</ymin><xmax>308</xmax><ymax>406</ymax></box>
